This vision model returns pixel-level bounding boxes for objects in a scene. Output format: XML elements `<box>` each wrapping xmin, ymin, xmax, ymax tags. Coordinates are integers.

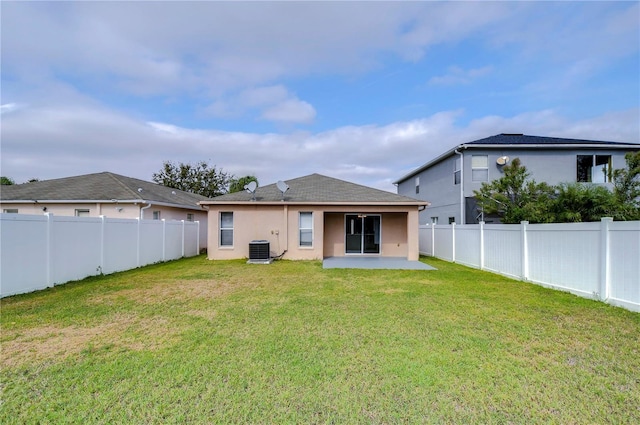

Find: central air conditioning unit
<box><xmin>248</xmin><ymin>240</ymin><xmax>272</xmax><ymax>264</ymax></box>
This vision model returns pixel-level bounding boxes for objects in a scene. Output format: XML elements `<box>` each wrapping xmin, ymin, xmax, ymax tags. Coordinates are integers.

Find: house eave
<box><xmin>200</xmin><ymin>200</ymin><xmax>430</xmax><ymax>207</ymax></box>
<box><xmin>0</xmin><ymin>199</ymin><xmax>205</xmax><ymax>211</ymax></box>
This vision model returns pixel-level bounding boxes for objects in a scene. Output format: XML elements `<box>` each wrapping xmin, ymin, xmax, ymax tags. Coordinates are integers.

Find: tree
<box><xmin>152</xmin><ymin>161</ymin><xmax>231</xmax><ymax>198</ymax></box>
<box><xmin>228</xmin><ymin>175</ymin><xmax>258</xmax><ymax>193</ymax></box>
<box><xmin>550</xmin><ymin>183</ymin><xmax>616</xmax><ymax>222</ymax></box>
<box><xmin>1</xmin><ymin>176</ymin><xmax>15</xmax><ymax>185</ymax></box>
<box><xmin>474</xmin><ymin>158</ymin><xmax>556</xmax><ymax>223</ymax></box>
<box><xmin>612</xmin><ymin>151</ymin><xmax>640</xmax><ymax>220</ymax></box>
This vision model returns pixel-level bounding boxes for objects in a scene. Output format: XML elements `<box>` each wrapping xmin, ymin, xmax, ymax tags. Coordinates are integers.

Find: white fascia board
<box><xmin>200</xmin><ymin>201</ymin><xmax>430</xmax><ymax>207</ymax></box>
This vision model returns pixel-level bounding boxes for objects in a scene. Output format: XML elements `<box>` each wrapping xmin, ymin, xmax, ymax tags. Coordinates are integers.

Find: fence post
<box><xmin>181</xmin><ymin>220</ymin><xmax>185</xmax><ymax>258</ymax></box>
<box><xmin>451</xmin><ymin>222</ymin><xmax>456</xmax><ymax>262</ymax></box>
<box><xmin>196</xmin><ymin>221</ymin><xmax>200</xmax><ymax>255</ymax></box>
<box><xmin>99</xmin><ymin>215</ymin><xmax>106</xmax><ymax>274</ymax></box>
<box><xmin>431</xmin><ymin>224</ymin><xmax>435</xmax><ymax>257</ymax></box>
<box><xmin>162</xmin><ymin>219</ymin><xmax>166</xmax><ymax>262</ymax></box>
<box><xmin>600</xmin><ymin>217</ymin><xmax>613</xmax><ymax>301</ymax></box>
<box><xmin>45</xmin><ymin>213</ymin><xmax>54</xmax><ymax>287</ymax></box>
<box><xmin>136</xmin><ymin>218</ymin><xmax>141</xmax><ymax>267</ymax></box>
<box><xmin>479</xmin><ymin>221</ymin><xmax>485</xmax><ymax>270</ymax></box>
<box><xmin>521</xmin><ymin>221</ymin><xmax>529</xmax><ymax>280</ymax></box>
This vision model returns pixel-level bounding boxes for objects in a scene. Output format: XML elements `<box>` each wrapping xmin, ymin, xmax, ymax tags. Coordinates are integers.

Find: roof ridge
<box><xmin>104</xmin><ymin>172</ymin><xmax>142</xmax><ymax>199</ymax></box>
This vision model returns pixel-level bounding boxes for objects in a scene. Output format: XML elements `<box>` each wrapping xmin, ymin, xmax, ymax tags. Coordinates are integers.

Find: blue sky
<box><xmin>1</xmin><ymin>1</ymin><xmax>638</xmax><ymax>192</ymax></box>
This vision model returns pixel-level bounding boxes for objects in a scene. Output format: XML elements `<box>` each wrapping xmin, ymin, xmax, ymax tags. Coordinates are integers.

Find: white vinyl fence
<box><xmin>0</xmin><ymin>213</ymin><xmax>200</xmax><ymax>298</ymax></box>
<box><xmin>419</xmin><ymin>219</ymin><xmax>640</xmax><ymax>312</ymax></box>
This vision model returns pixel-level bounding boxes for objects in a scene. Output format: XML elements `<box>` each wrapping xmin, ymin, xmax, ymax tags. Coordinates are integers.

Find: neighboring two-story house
<box><xmin>394</xmin><ymin>134</ymin><xmax>640</xmax><ymax>225</ymax></box>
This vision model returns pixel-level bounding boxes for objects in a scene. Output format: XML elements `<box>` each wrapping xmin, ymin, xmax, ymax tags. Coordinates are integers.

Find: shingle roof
<box><xmin>467</xmin><ymin>133</ymin><xmax>637</xmax><ymax>146</ymax></box>
<box><xmin>0</xmin><ymin>172</ymin><xmax>208</xmax><ymax>207</ymax></box>
<box><xmin>204</xmin><ymin>173</ymin><xmax>426</xmax><ymax>205</ymax></box>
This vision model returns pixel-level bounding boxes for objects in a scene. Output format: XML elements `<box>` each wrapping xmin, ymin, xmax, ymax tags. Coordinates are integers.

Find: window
<box><xmin>454</xmin><ymin>158</ymin><xmax>461</xmax><ymax>185</ymax></box>
<box><xmin>152</xmin><ymin>211</ymin><xmax>161</xmax><ymax>220</ymax></box>
<box><xmin>415</xmin><ymin>176</ymin><xmax>420</xmax><ymax>194</ymax></box>
<box><xmin>3</xmin><ymin>209</ymin><xmax>18</xmax><ymax>213</ymax></box>
<box><xmin>186</xmin><ymin>213</ymin><xmax>194</xmax><ymax>222</ymax></box>
<box><xmin>449</xmin><ymin>217</ymin><xmax>456</xmax><ymax>224</ymax></box>
<box><xmin>577</xmin><ymin>155</ymin><xmax>612</xmax><ymax>183</ymax></box>
<box><xmin>431</xmin><ymin>217</ymin><xmax>438</xmax><ymax>225</ymax></box>
<box><xmin>299</xmin><ymin>212</ymin><xmax>313</xmax><ymax>247</ymax></box>
<box><xmin>75</xmin><ymin>209</ymin><xmax>90</xmax><ymax>217</ymax></box>
<box><xmin>472</xmin><ymin>155</ymin><xmax>489</xmax><ymax>182</ymax></box>
<box><xmin>220</xmin><ymin>212</ymin><xmax>233</xmax><ymax>247</ymax></box>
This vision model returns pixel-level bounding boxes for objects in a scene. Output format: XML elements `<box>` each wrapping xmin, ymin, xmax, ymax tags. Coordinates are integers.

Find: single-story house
<box><xmin>201</xmin><ymin>173</ymin><xmax>429</xmax><ymax>261</ymax></box>
<box><xmin>0</xmin><ymin>172</ymin><xmax>210</xmax><ymax>247</ymax></box>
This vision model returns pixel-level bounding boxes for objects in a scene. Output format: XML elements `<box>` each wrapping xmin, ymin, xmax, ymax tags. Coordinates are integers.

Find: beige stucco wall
<box><xmin>207</xmin><ymin>203</ymin><xmax>421</xmax><ymax>261</ymax></box>
<box><xmin>0</xmin><ymin>202</ymin><xmax>208</xmax><ymax>248</ymax></box>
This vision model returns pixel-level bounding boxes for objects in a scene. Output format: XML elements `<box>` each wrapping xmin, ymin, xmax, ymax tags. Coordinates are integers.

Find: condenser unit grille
<box><xmin>249</xmin><ymin>240</ymin><xmax>270</xmax><ymax>262</ymax></box>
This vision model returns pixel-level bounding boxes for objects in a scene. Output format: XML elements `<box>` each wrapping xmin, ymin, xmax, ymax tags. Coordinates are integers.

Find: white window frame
<box><xmin>186</xmin><ymin>213</ymin><xmax>194</xmax><ymax>222</ymax></box>
<box><xmin>75</xmin><ymin>209</ymin><xmax>90</xmax><ymax>217</ymax></box>
<box><xmin>454</xmin><ymin>157</ymin><xmax>461</xmax><ymax>185</ymax></box>
<box><xmin>152</xmin><ymin>211</ymin><xmax>161</xmax><ymax>220</ymax></box>
<box><xmin>415</xmin><ymin>176</ymin><xmax>420</xmax><ymax>194</ymax></box>
<box><xmin>3</xmin><ymin>209</ymin><xmax>18</xmax><ymax>214</ymax></box>
<box><xmin>471</xmin><ymin>155</ymin><xmax>489</xmax><ymax>182</ymax></box>
<box><xmin>299</xmin><ymin>212</ymin><xmax>313</xmax><ymax>248</ymax></box>
<box><xmin>219</xmin><ymin>212</ymin><xmax>234</xmax><ymax>247</ymax></box>
<box><xmin>577</xmin><ymin>154</ymin><xmax>612</xmax><ymax>183</ymax></box>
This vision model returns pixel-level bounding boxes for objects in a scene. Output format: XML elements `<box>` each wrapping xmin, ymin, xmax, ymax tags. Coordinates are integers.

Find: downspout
<box><xmin>140</xmin><ymin>201</ymin><xmax>152</xmax><ymax>219</ymax></box>
<box><xmin>454</xmin><ymin>149</ymin><xmax>464</xmax><ymax>224</ymax></box>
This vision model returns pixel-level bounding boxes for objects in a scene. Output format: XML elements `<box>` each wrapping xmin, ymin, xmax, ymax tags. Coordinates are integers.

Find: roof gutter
<box><xmin>140</xmin><ymin>202</ymin><xmax>152</xmax><ymax>219</ymax></box>
<box><xmin>1</xmin><ymin>198</ymin><xmax>205</xmax><ymax>211</ymax></box>
<box><xmin>454</xmin><ymin>149</ymin><xmax>465</xmax><ymax>225</ymax></box>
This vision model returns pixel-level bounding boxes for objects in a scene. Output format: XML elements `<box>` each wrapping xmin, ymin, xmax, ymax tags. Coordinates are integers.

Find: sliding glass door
<box><xmin>345</xmin><ymin>214</ymin><xmax>380</xmax><ymax>254</ymax></box>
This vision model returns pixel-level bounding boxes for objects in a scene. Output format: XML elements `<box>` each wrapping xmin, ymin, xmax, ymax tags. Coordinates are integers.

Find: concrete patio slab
<box><xmin>322</xmin><ymin>257</ymin><xmax>437</xmax><ymax>270</ymax></box>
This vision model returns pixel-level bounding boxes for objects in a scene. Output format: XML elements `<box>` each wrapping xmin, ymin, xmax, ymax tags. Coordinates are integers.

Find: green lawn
<box><xmin>1</xmin><ymin>256</ymin><xmax>638</xmax><ymax>424</ymax></box>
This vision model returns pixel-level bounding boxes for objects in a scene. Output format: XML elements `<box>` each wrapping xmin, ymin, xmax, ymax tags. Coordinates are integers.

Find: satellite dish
<box><xmin>496</xmin><ymin>156</ymin><xmax>510</xmax><ymax>166</ymax></box>
<box><xmin>244</xmin><ymin>181</ymin><xmax>257</xmax><ymax>193</ymax></box>
<box><xmin>276</xmin><ymin>180</ymin><xmax>289</xmax><ymax>201</ymax></box>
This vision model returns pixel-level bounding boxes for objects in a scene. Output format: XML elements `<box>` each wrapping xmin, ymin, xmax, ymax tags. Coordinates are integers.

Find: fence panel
<box><xmin>418</xmin><ymin>225</ymin><xmax>432</xmax><ymax>256</ymax></box>
<box><xmin>51</xmin><ymin>216</ymin><xmax>102</xmax><ymax>284</ymax></box>
<box><xmin>527</xmin><ymin>222</ymin><xmax>600</xmax><ymax>297</ymax></box>
<box><xmin>608</xmin><ymin>221</ymin><xmax>640</xmax><ymax>310</ymax></box>
<box><xmin>103</xmin><ymin>218</ymin><xmax>139</xmax><ymax>274</ymax></box>
<box><xmin>164</xmin><ymin>221</ymin><xmax>184</xmax><ymax>260</ymax></box>
<box><xmin>139</xmin><ymin>220</ymin><xmax>164</xmax><ymax>266</ymax></box>
<box><xmin>484</xmin><ymin>226</ymin><xmax>522</xmax><ymax>278</ymax></box>
<box><xmin>434</xmin><ymin>225</ymin><xmax>454</xmax><ymax>261</ymax></box>
<box><xmin>0</xmin><ymin>214</ymin><xmax>49</xmax><ymax>296</ymax></box>
<box><xmin>455</xmin><ymin>225</ymin><xmax>481</xmax><ymax>268</ymax></box>
<box><xmin>184</xmin><ymin>222</ymin><xmax>199</xmax><ymax>257</ymax></box>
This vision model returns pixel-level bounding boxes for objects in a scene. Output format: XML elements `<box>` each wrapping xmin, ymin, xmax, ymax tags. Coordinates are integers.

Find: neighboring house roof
<box><xmin>394</xmin><ymin>133</ymin><xmax>640</xmax><ymax>184</ymax></box>
<box><xmin>0</xmin><ymin>171</ymin><xmax>209</xmax><ymax>209</ymax></box>
<box><xmin>202</xmin><ymin>173</ymin><xmax>428</xmax><ymax>205</ymax></box>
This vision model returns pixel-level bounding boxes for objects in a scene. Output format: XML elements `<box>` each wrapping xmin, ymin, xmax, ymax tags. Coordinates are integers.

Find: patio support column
<box><xmin>407</xmin><ymin>209</ymin><xmax>419</xmax><ymax>261</ymax></box>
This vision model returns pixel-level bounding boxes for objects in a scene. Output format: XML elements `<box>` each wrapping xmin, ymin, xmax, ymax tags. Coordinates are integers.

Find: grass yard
<box><xmin>1</xmin><ymin>256</ymin><xmax>639</xmax><ymax>424</ymax></box>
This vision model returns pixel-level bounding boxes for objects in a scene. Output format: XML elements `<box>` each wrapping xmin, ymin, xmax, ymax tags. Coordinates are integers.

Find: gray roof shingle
<box><xmin>0</xmin><ymin>172</ymin><xmax>209</xmax><ymax>207</ymax></box>
<box><xmin>204</xmin><ymin>174</ymin><xmax>426</xmax><ymax>204</ymax></box>
<box><xmin>467</xmin><ymin>133</ymin><xmax>638</xmax><ymax>146</ymax></box>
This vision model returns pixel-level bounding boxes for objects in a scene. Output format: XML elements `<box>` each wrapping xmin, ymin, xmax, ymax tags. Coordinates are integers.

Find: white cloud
<box><xmin>428</xmin><ymin>66</ymin><xmax>493</xmax><ymax>86</ymax></box>
<box><xmin>262</xmin><ymin>99</ymin><xmax>316</xmax><ymax>124</ymax></box>
<box><xmin>207</xmin><ymin>85</ymin><xmax>316</xmax><ymax>124</ymax></box>
<box><xmin>3</xmin><ymin>103</ymin><xmax>637</xmax><ymax>190</ymax></box>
